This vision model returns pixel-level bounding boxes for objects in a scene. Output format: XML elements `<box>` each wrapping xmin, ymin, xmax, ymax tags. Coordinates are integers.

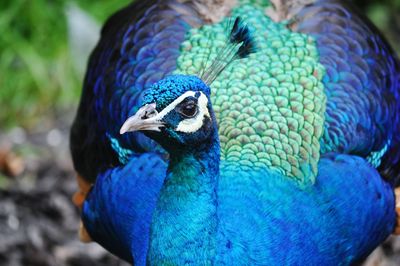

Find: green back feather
<box><xmin>174</xmin><ymin>4</ymin><xmax>326</xmax><ymax>186</ymax></box>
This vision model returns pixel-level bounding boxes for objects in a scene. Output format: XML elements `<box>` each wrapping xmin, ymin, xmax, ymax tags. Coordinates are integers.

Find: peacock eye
<box><xmin>179</xmin><ymin>101</ymin><xmax>198</xmax><ymax>118</ymax></box>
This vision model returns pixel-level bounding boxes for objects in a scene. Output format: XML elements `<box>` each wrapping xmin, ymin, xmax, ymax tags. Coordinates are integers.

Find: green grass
<box><xmin>0</xmin><ymin>0</ymin><xmax>129</xmax><ymax>128</ymax></box>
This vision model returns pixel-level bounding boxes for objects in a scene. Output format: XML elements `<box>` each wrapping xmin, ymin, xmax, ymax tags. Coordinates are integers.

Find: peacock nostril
<box><xmin>140</xmin><ymin>103</ymin><xmax>158</xmax><ymax>120</ymax></box>
<box><xmin>144</xmin><ymin>109</ymin><xmax>157</xmax><ymax>119</ymax></box>
<box><xmin>138</xmin><ymin>103</ymin><xmax>158</xmax><ymax>120</ymax></box>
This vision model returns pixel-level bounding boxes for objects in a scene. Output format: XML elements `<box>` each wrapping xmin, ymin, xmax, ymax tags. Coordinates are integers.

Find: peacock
<box><xmin>70</xmin><ymin>0</ymin><xmax>400</xmax><ymax>265</ymax></box>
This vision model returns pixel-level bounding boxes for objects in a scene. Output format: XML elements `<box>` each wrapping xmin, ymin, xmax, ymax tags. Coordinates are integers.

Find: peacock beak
<box><xmin>120</xmin><ymin>103</ymin><xmax>164</xmax><ymax>134</ymax></box>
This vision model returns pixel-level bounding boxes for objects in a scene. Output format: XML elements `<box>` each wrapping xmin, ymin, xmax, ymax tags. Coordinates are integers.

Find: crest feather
<box><xmin>201</xmin><ymin>16</ymin><xmax>257</xmax><ymax>85</ymax></box>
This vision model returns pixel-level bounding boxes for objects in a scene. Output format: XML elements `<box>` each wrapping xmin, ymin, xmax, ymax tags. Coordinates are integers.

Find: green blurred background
<box><xmin>0</xmin><ymin>0</ymin><xmax>129</xmax><ymax>128</ymax></box>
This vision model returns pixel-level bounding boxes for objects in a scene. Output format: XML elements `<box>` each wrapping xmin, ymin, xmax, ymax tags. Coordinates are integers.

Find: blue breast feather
<box><xmin>83</xmin><ymin>153</ymin><xmax>395</xmax><ymax>265</ymax></box>
<box><xmin>83</xmin><ymin>153</ymin><xmax>167</xmax><ymax>264</ymax></box>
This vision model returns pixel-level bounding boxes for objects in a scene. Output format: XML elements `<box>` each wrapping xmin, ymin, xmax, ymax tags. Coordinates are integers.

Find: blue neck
<box><xmin>148</xmin><ymin>129</ymin><xmax>220</xmax><ymax>264</ymax></box>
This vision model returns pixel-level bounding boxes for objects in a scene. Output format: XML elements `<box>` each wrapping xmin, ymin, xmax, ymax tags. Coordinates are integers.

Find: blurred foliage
<box><xmin>0</xmin><ymin>0</ymin><xmax>399</xmax><ymax>129</ymax></box>
<box><xmin>0</xmin><ymin>0</ymin><xmax>129</xmax><ymax>129</ymax></box>
<box><xmin>355</xmin><ymin>0</ymin><xmax>400</xmax><ymax>55</ymax></box>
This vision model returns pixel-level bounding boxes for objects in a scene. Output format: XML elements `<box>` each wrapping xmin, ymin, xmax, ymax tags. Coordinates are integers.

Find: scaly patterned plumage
<box><xmin>70</xmin><ymin>0</ymin><xmax>400</xmax><ymax>265</ymax></box>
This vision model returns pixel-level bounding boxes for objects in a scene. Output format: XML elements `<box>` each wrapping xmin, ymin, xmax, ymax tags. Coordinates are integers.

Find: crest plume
<box><xmin>201</xmin><ymin>17</ymin><xmax>256</xmax><ymax>85</ymax></box>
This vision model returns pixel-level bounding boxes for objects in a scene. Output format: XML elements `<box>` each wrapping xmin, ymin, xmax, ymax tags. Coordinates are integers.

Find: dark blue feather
<box><xmin>70</xmin><ymin>0</ymin><xmax>203</xmax><ymax>181</ymax></box>
<box><xmin>293</xmin><ymin>0</ymin><xmax>400</xmax><ymax>182</ymax></box>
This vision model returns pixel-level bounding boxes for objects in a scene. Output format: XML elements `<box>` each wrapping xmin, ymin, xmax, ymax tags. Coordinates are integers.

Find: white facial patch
<box><xmin>155</xmin><ymin>91</ymin><xmax>197</xmax><ymax>120</ymax></box>
<box><xmin>176</xmin><ymin>92</ymin><xmax>210</xmax><ymax>133</ymax></box>
<box><xmin>136</xmin><ymin>90</ymin><xmax>210</xmax><ymax>134</ymax></box>
<box><xmin>120</xmin><ymin>91</ymin><xmax>210</xmax><ymax>134</ymax></box>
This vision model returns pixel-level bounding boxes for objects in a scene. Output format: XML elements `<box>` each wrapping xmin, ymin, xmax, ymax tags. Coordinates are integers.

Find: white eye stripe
<box><xmin>150</xmin><ymin>90</ymin><xmax>210</xmax><ymax>133</ymax></box>
<box><xmin>155</xmin><ymin>91</ymin><xmax>197</xmax><ymax>120</ymax></box>
<box><xmin>176</xmin><ymin>93</ymin><xmax>210</xmax><ymax>133</ymax></box>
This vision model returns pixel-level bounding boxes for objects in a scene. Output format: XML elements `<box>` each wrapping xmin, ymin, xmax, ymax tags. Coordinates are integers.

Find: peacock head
<box><xmin>120</xmin><ymin>17</ymin><xmax>256</xmax><ymax>152</ymax></box>
<box><xmin>119</xmin><ymin>74</ymin><xmax>216</xmax><ymax>151</ymax></box>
